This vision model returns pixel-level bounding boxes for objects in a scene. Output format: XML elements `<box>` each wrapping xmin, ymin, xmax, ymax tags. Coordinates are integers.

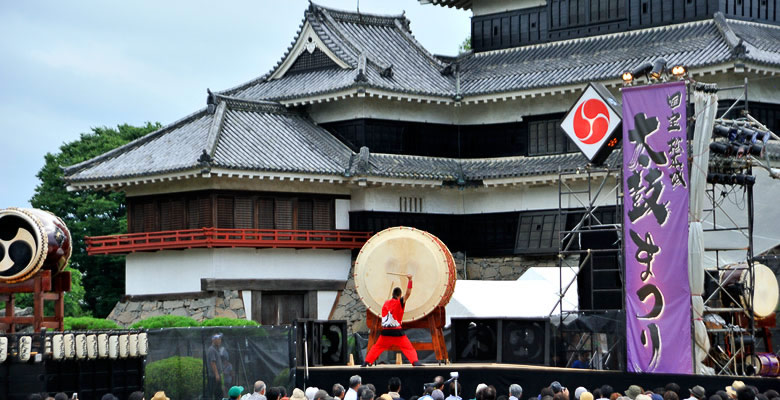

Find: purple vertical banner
<box><xmin>622</xmin><ymin>81</ymin><xmax>691</xmax><ymax>373</ymax></box>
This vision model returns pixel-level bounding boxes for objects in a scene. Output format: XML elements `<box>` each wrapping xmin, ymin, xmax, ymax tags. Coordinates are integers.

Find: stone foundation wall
<box><xmin>331</xmin><ymin>253</ymin><xmax>559</xmax><ymax>333</ymax></box>
<box><xmin>107</xmin><ymin>290</ymin><xmax>246</xmax><ymax>327</ymax></box>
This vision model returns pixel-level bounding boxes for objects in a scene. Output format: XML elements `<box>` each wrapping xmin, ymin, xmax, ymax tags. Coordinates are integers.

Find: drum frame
<box><xmin>0</xmin><ymin>269</ymin><xmax>72</xmax><ymax>333</ymax></box>
<box><xmin>366</xmin><ymin>306</ymin><xmax>448</xmax><ymax>364</ymax></box>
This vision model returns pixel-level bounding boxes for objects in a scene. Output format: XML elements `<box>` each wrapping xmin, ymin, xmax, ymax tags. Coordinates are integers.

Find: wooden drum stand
<box><xmin>0</xmin><ymin>270</ymin><xmax>71</xmax><ymax>333</ymax></box>
<box><xmin>366</xmin><ymin>306</ymin><xmax>448</xmax><ymax>364</ymax></box>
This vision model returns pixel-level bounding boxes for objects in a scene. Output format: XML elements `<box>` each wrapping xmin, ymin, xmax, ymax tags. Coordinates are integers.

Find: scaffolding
<box><xmin>699</xmin><ymin>78</ymin><xmax>766</xmax><ymax>376</ymax></box>
<box><xmin>551</xmin><ymin>166</ymin><xmax>625</xmax><ymax>370</ymax></box>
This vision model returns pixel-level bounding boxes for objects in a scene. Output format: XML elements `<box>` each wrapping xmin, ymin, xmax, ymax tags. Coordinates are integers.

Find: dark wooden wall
<box><xmin>472</xmin><ymin>0</ymin><xmax>777</xmax><ymax>52</ymax></box>
<box><xmin>127</xmin><ymin>191</ymin><xmax>338</xmax><ymax>233</ymax></box>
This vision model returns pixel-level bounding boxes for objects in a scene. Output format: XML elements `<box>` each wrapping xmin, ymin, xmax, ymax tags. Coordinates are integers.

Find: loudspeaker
<box><xmin>294</xmin><ymin>319</ymin><xmax>348</xmax><ymax>366</ymax></box>
<box><xmin>577</xmin><ymin>226</ymin><xmax>622</xmax><ymax>310</ymax></box>
<box><xmin>451</xmin><ymin>317</ymin><xmax>550</xmax><ymax>365</ymax></box>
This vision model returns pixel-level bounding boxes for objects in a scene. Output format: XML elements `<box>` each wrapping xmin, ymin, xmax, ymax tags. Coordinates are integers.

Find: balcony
<box><xmin>86</xmin><ymin>228</ymin><xmax>372</xmax><ymax>255</ymax></box>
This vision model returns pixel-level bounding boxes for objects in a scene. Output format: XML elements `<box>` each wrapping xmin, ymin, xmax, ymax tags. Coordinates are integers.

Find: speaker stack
<box><xmin>450</xmin><ymin>317</ymin><xmax>551</xmax><ymax>365</ymax></box>
<box><xmin>576</xmin><ymin>226</ymin><xmax>622</xmax><ymax>311</ymax></box>
<box><xmin>293</xmin><ymin>319</ymin><xmax>348</xmax><ymax>366</ymax></box>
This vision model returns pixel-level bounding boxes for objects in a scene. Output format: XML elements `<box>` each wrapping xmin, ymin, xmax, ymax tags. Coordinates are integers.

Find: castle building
<box><xmin>64</xmin><ymin>0</ymin><xmax>780</xmax><ymax>329</ymax></box>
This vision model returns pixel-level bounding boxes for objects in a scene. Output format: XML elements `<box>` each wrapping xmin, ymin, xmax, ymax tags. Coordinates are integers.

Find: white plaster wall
<box><xmin>317</xmin><ymin>291</ymin><xmax>339</xmax><ymax>319</ymax></box>
<box><xmin>125</xmin><ymin>248</ymin><xmax>352</xmax><ymax>295</ymax></box>
<box><xmin>335</xmin><ymin>199</ymin><xmax>351</xmax><ymax>229</ymax></box>
<box><xmin>349</xmin><ymin>179</ymin><xmax>618</xmax><ymax>214</ymax></box>
<box><xmin>472</xmin><ymin>0</ymin><xmax>546</xmax><ymax>16</ymax></box>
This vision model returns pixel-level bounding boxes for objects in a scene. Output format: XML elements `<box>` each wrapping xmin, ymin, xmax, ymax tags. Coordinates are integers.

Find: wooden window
<box><xmin>515</xmin><ymin>212</ymin><xmax>560</xmax><ymax>254</ymax></box>
<box><xmin>528</xmin><ymin>119</ymin><xmax>576</xmax><ymax>156</ymax></box>
<box><xmin>258</xmin><ymin>198</ymin><xmax>275</xmax><ymax>229</ymax></box>
<box><xmin>399</xmin><ymin>197</ymin><xmax>424</xmax><ymax>213</ymax></box>
<box><xmin>235</xmin><ymin>197</ymin><xmax>254</xmax><ymax>229</ymax></box>
<box><xmin>313</xmin><ymin>199</ymin><xmax>332</xmax><ymax>230</ymax></box>
<box><xmin>187</xmin><ymin>197</ymin><xmax>212</xmax><ymax>229</ymax></box>
<box><xmin>130</xmin><ymin>201</ymin><xmax>145</xmax><ymax>233</ymax></box>
<box><xmin>142</xmin><ymin>202</ymin><xmax>158</xmax><ymax>232</ymax></box>
<box><xmin>275</xmin><ymin>199</ymin><xmax>293</xmax><ymax>229</ymax></box>
<box><xmin>160</xmin><ymin>199</ymin><xmax>185</xmax><ymax>231</ymax></box>
<box><xmin>216</xmin><ymin>196</ymin><xmax>234</xmax><ymax>228</ymax></box>
<box><xmin>297</xmin><ymin>199</ymin><xmax>313</xmax><ymax>230</ymax></box>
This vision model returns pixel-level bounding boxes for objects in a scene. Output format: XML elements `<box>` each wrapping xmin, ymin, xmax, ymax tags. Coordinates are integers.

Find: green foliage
<box><xmin>8</xmin><ymin>267</ymin><xmax>88</xmax><ymax>317</ymax></box>
<box><xmin>459</xmin><ymin>36</ymin><xmax>472</xmax><ymax>53</ymax></box>
<box><xmin>200</xmin><ymin>317</ymin><xmax>259</xmax><ymax>327</ymax></box>
<box><xmin>64</xmin><ymin>316</ymin><xmax>120</xmax><ymax>330</ymax></box>
<box><xmin>145</xmin><ymin>356</ymin><xmax>203</xmax><ymax>400</ymax></box>
<box><xmin>131</xmin><ymin>315</ymin><xmax>199</xmax><ymax>329</ymax></box>
<box><xmin>272</xmin><ymin>366</ymin><xmax>291</xmax><ymax>388</ymax></box>
<box><xmin>30</xmin><ymin>122</ymin><xmax>161</xmax><ymax>317</ymax></box>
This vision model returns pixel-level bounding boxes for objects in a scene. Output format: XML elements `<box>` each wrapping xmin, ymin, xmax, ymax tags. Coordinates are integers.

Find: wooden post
<box><xmin>0</xmin><ymin>270</ymin><xmax>68</xmax><ymax>333</ymax></box>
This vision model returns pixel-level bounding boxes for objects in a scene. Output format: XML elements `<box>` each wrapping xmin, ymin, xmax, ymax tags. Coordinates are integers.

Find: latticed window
<box><xmin>287</xmin><ymin>48</ymin><xmax>340</xmax><ymax>74</ymax></box>
<box><xmin>127</xmin><ymin>192</ymin><xmax>336</xmax><ymax>232</ymax></box>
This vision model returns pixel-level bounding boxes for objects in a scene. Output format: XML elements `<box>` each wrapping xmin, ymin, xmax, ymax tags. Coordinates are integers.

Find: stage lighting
<box><xmin>622</xmin><ymin>71</ymin><xmax>633</xmax><ymax>85</ymax></box>
<box><xmin>671</xmin><ymin>65</ymin><xmax>686</xmax><ymax>78</ymax></box>
<box><xmin>713</xmin><ymin>124</ymin><xmax>738</xmax><ymax>141</ymax></box>
<box><xmin>749</xmin><ymin>143</ymin><xmax>764</xmax><ymax>157</ymax></box>
<box><xmin>650</xmin><ymin>58</ymin><xmax>667</xmax><ymax>80</ymax></box>
<box><xmin>632</xmin><ymin>62</ymin><xmax>653</xmax><ymax>79</ymax></box>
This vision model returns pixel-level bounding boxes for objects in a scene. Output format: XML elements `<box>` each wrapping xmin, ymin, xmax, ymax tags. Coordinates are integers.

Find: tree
<box><xmin>459</xmin><ymin>36</ymin><xmax>471</xmax><ymax>53</ymax></box>
<box><xmin>30</xmin><ymin>123</ymin><xmax>161</xmax><ymax>317</ymax></box>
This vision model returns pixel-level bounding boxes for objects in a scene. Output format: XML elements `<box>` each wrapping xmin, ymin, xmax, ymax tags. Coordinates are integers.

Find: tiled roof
<box><xmin>222</xmin><ymin>9</ymin><xmax>780</xmax><ymax>102</ymax></box>
<box><xmin>221</xmin><ymin>3</ymin><xmax>454</xmax><ymax>101</ymax></box>
<box><xmin>357</xmin><ymin>151</ymin><xmax>622</xmax><ymax>181</ymax></box>
<box><xmin>64</xmin><ymin>95</ymin><xmax>618</xmax><ymax>185</ymax></box>
<box><xmin>418</xmin><ymin>0</ymin><xmax>472</xmax><ymax>10</ymax></box>
<box><xmin>458</xmin><ymin>15</ymin><xmax>780</xmax><ymax>96</ymax></box>
<box><xmin>64</xmin><ymin>98</ymin><xmax>353</xmax><ymax>183</ymax></box>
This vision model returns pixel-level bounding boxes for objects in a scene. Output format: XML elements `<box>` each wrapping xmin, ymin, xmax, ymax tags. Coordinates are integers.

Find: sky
<box><xmin>0</xmin><ymin>1</ymin><xmax>469</xmax><ymax>209</ymax></box>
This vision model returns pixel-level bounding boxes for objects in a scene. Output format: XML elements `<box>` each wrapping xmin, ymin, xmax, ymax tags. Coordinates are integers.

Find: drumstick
<box><xmin>386</xmin><ymin>272</ymin><xmax>410</xmax><ymax>277</ymax></box>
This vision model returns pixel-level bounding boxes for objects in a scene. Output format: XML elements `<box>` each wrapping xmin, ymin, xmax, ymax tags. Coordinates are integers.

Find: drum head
<box><xmin>0</xmin><ymin>208</ymin><xmax>47</xmax><ymax>283</ymax></box>
<box><xmin>752</xmin><ymin>263</ymin><xmax>779</xmax><ymax>318</ymax></box>
<box><xmin>354</xmin><ymin>227</ymin><xmax>455</xmax><ymax>322</ymax></box>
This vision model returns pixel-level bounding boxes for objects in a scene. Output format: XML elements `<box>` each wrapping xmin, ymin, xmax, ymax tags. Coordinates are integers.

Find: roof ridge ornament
<box><xmin>355</xmin><ymin>54</ymin><xmax>368</xmax><ymax>82</ymax></box>
<box><xmin>206</xmin><ymin>89</ymin><xmax>217</xmax><ymax>114</ymax></box>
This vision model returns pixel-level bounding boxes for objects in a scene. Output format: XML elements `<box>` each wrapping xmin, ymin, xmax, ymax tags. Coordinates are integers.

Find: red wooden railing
<box><xmin>86</xmin><ymin>228</ymin><xmax>372</xmax><ymax>255</ymax></box>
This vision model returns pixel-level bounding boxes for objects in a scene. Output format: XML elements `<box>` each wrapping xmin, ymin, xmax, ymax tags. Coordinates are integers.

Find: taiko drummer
<box><xmin>362</xmin><ymin>273</ymin><xmax>422</xmax><ymax>366</ymax></box>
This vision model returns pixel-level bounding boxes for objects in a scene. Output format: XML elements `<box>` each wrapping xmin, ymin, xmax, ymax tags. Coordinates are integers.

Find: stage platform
<box><xmin>296</xmin><ymin>363</ymin><xmax>779</xmax><ymax>397</ymax></box>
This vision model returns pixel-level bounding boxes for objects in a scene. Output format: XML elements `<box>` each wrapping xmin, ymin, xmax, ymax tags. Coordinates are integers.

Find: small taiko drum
<box><xmin>720</xmin><ymin>262</ymin><xmax>779</xmax><ymax>320</ymax></box>
<box><xmin>0</xmin><ymin>207</ymin><xmax>71</xmax><ymax>283</ymax></box>
<box><xmin>354</xmin><ymin>226</ymin><xmax>456</xmax><ymax>323</ymax></box>
<box><xmin>747</xmin><ymin>352</ymin><xmax>780</xmax><ymax>377</ymax></box>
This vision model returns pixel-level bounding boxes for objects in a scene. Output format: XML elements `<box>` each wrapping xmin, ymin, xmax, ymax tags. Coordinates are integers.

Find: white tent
<box><xmin>444</xmin><ymin>266</ymin><xmax>579</xmax><ymax>326</ymax></box>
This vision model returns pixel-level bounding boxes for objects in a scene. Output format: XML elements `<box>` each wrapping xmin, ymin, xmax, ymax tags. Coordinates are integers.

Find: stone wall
<box><xmin>453</xmin><ymin>252</ymin><xmax>557</xmax><ymax>280</ymax></box>
<box><xmin>331</xmin><ymin>253</ymin><xmax>558</xmax><ymax>333</ymax></box>
<box><xmin>107</xmin><ymin>290</ymin><xmax>246</xmax><ymax>327</ymax></box>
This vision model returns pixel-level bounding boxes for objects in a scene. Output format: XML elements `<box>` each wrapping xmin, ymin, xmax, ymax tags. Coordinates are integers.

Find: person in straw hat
<box><xmin>150</xmin><ymin>392</ymin><xmax>169</xmax><ymax>400</ymax></box>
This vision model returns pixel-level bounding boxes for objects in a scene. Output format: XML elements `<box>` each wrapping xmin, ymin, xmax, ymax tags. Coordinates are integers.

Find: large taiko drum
<box><xmin>0</xmin><ymin>208</ymin><xmax>71</xmax><ymax>283</ymax></box>
<box><xmin>354</xmin><ymin>226</ymin><xmax>456</xmax><ymax>323</ymax></box>
<box><xmin>720</xmin><ymin>262</ymin><xmax>779</xmax><ymax>320</ymax></box>
<box><xmin>747</xmin><ymin>352</ymin><xmax>780</xmax><ymax>377</ymax></box>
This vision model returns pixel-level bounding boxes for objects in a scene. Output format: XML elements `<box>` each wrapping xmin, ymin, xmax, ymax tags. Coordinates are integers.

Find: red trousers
<box><xmin>365</xmin><ymin>334</ymin><xmax>419</xmax><ymax>364</ymax></box>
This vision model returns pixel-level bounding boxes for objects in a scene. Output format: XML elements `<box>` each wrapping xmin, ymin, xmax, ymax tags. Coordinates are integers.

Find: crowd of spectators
<box><xmin>25</xmin><ymin>375</ymin><xmax>780</xmax><ymax>400</ymax></box>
